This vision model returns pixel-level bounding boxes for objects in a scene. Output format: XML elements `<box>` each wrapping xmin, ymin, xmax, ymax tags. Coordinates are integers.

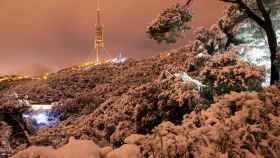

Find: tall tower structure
<box><xmin>94</xmin><ymin>0</ymin><xmax>104</xmax><ymax>64</ymax></box>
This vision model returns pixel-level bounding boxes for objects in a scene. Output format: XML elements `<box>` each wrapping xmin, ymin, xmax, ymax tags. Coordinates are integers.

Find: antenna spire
<box><xmin>94</xmin><ymin>0</ymin><xmax>104</xmax><ymax>64</ymax></box>
<box><xmin>96</xmin><ymin>0</ymin><xmax>101</xmax><ymax>26</ymax></box>
<box><xmin>97</xmin><ymin>0</ymin><xmax>100</xmax><ymax>10</ymax></box>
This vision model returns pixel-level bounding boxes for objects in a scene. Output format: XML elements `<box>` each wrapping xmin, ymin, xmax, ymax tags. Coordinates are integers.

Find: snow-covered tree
<box><xmin>146</xmin><ymin>0</ymin><xmax>192</xmax><ymax>44</ymax></box>
<box><xmin>147</xmin><ymin>0</ymin><xmax>280</xmax><ymax>85</ymax></box>
<box><xmin>221</xmin><ymin>0</ymin><xmax>279</xmax><ymax>84</ymax></box>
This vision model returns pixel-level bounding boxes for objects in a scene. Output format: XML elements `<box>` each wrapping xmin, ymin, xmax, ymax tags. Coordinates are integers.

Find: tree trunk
<box><xmin>264</xmin><ymin>17</ymin><xmax>279</xmax><ymax>84</ymax></box>
<box><xmin>253</xmin><ymin>0</ymin><xmax>279</xmax><ymax>84</ymax></box>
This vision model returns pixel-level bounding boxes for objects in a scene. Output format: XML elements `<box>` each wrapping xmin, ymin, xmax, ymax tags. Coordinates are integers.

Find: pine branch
<box><xmin>220</xmin><ymin>0</ymin><xmax>266</xmax><ymax>28</ymax></box>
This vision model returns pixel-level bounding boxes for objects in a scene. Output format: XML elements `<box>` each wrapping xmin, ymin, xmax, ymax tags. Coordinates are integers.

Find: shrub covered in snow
<box><xmin>200</xmin><ymin>51</ymin><xmax>265</xmax><ymax>95</ymax></box>
<box><xmin>139</xmin><ymin>84</ymin><xmax>280</xmax><ymax>158</ymax></box>
<box><xmin>191</xmin><ymin>26</ymin><xmax>227</xmax><ymax>55</ymax></box>
<box><xmin>133</xmin><ymin>79</ymin><xmax>201</xmax><ymax>134</ymax></box>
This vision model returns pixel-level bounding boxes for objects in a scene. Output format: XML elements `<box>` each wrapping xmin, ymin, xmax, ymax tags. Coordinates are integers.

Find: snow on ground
<box><xmin>23</xmin><ymin>102</ymin><xmax>57</xmax><ymax>127</ymax></box>
<box><xmin>174</xmin><ymin>72</ymin><xmax>205</xmax><ymax>91</ymax></box>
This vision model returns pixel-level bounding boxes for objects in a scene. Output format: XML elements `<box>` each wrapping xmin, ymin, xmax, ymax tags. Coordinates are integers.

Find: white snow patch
<box><xmin>29</xmin><ymin>104</ymin><xmax>54</xmax><ymax>111</ymax></box>
<box><xmin>23</xmin><ymin>101</ymin><xmax>57</xmax><ymax>127</ymax></box>
<box><xmin>111</xmin><ymin>53</ymin><xmax>127</xmax><ymax>64</ymax></box>
<box><xmin>175</xmin><ymin>72</ymin><xmax>205</xmax><ymax>91</ymax></box>
<box><xmin>196</xmin><ymin>53</ymin><xmax>208</xmax><ymax>58</ymax></box>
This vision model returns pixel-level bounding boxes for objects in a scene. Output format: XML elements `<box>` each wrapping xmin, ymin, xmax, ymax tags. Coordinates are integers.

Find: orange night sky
<box><xmin>0</xmin><ymin>0</ymin><xmax>226</xmax><ymax>76</ymax></box>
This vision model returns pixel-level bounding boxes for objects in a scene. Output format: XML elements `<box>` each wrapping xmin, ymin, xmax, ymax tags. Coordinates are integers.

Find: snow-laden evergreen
<box><xmin>234</xmin><ymin>3</ymin><xmax>280</xmax><ymax>86</ymax></box>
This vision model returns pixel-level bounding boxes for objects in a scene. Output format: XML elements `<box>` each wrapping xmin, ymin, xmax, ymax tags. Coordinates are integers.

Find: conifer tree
<box><xmin>147</xmin><ymin>0</ymin><xmax>280</xmax><ymax>84</ymax></box>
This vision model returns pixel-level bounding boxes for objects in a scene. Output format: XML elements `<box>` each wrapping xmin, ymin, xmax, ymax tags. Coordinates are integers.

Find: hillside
<box><xmin>0</xmin><ymin>47</ymin><xmax>195</xmax><ymax>155</ymax></box>
<box><xmin>1</xmin><ymin>42</ymin><xmax>279</xmax><ymax>158</ymax></box>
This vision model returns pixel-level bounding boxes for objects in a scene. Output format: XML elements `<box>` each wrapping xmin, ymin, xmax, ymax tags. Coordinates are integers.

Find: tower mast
<box><xmin>95</xmin><ymin>0</ymin><xmax>104</xmax><ymax>64</ymax></box>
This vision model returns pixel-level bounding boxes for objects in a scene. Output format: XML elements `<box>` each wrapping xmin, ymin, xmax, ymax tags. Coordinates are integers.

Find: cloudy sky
<box><xmin>0</xmin><ymin>0</ymin><xmax>226</xmax><ymax>76</ymax></box>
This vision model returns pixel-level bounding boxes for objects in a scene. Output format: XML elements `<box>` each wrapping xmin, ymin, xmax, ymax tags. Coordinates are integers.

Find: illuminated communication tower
<box><xmin>94</xmin><ymin>0</ymin><xmax>105</xmax><ymax>64</ymax></box>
